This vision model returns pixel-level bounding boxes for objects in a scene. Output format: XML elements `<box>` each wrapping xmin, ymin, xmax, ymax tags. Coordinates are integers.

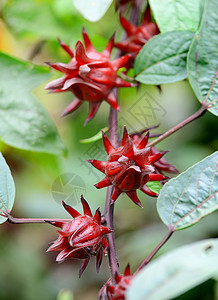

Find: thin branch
<box><xmin>103</xmin><ymin>100</ymin><xmax>120</xmax><ymax>282</ymax></box>
<box><xmin>134</xmin><ymin>228</ymin><xmax>174</xmax><ymax>275</ymax></box>
<box><xmin>148</xmin><ymin>103</ymin><xmax>208</xmax><ymax>147</ymax></box>
<box><xmin>0</xmin><ymin>209</ymin><xmax>71</xmax><ymax>224</ymax></box>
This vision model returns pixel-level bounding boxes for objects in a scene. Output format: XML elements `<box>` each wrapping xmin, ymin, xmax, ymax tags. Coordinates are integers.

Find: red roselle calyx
<box><xmin>46</xmin><ymin>195</ymin><xmax>111</xmax><ymax>277</ymax></box>
<box><xmin>115</xmin><ymin>5</ymin><xmax>159</xmax><ymax>55</ymax></box>
<box><xmin>89</xmin><ymin>126</ymin><xmax>169</xmax><ymax>207</ymax></box>
<box><xmin>98</xmin><ymin>264</ymin><xmax>132</xmax><ymax>300</ymax></box>
<box><xmin>130</xmin><ymin>129</ymin><xmax>179</xmax><ymax>174</ymax></box>
<box><xmin>45</xmin><ymin>28</ymin><xmax>134</xmax><ymax>125</ymax></box>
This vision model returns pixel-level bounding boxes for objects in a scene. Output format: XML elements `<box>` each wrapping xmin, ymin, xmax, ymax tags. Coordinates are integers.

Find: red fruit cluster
<box><xmin>115</xmin><ymin>5</ymin><xmax>159</xmax><ymax>54</ymax></box>
<box><xmin>98</xmin><ymin>264</ymin><xmax>132</xmax><ymax>300</ymax></box>
<box><xmin>45</xmin><ymin>28</ymin><xmax>134</xmax><ymax>125</ymax></box>
<box><xmin>89</xmin><ymin>127</ymin><xmax>169</xmax><ymax>207</ymax></box>
<box><xmin>46</xmin><ymin>196</ymin><xmax>111</xmax><ymax>277</ymax></box>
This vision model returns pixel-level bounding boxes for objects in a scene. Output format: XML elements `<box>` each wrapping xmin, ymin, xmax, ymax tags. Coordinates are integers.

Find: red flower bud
<box><xmin>115</xmin><ymin>5</ymin><xmax>159</xmax><ymax>55</ymax></box>
<box><xmin>98</xmin><ymin>264</ymin><xmax>132</xmax><ymax>300</ymax></box>
<box><xmin>46</xmin><ymin>195</ymin><xmax>111</xmax><ymax>277</ymax></box>
<box><xmin>45</xmin><ymin>28</ymin><xmax>134</xmax><ymax>125</ymax></box>
<box><xmin>89</xmin><ymin>127</ymin><xmax>169</xmax><ymax>207</ymax></box>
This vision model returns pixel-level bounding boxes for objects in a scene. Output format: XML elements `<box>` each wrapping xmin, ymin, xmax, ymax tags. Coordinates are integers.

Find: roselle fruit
<box><xmin>89</xmin><ymin>127</ymin><xmax>169</xmax><ymax>207</ymax></box>
<box><xmin>115</xmin><ymin>5</ymin><xmax>159</xmax><ymax>55</ymax></box>
<box><xmin>46</xmin><ymin>195</ymin><xmax>111</xmax><ymax>277</ymax></box>
<box><xmin>98</xmin><ymin>264</ymin><xmax>132</xmax><ymax>300</ymax></box>
<box><xmin>45</xmin><ymin>28</ymin><xmax>134</xmax><ymax>125</ymax></box>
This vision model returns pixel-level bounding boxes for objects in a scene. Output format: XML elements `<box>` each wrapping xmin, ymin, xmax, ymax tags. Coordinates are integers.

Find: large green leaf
<box><xmin>0</xmin><ymin>153</ymin><xmax>15</xmax><ymax>224</ymax></box>
<box><xmin>2</xmin><ymin>0</ymin><xmax>73</xmax><ymax>40</ymax></box>
<box><xmin>157</xmin><ymin>152</ymin><xmax>218</xmax><ymax>231</ymax></box>
<box><xmin>149</xmin><ymin>0</ymin><xmax>201</xmax><ymax>33</ymax></box>
<box><xmin>0</xmin><ymin>52</ymin><xmax>66</xmax><ymax>155</ymax></box>
<box><xmin>127</xmin><ymin>238</ymin><xmax>218</xmax><ymax>300</ymax></box>
<box><xmin>134</xmin><ymin>31</ymin><xmax>193</xmax><ymax>85</ymax></box>
<box><xmin>73</xmin><ymin>0</ymin><xmax>113</xmax><ymax>22</ymax></box>
<box><xmin>187</xmin><ymin>0</ymin><xmax>218</xmax><ymax>116</ymax></box>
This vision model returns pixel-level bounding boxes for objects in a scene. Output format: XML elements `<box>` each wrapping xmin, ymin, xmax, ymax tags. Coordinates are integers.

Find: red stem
<box><xmin>103</xmin><ymin>95</ymin><xmax>120</xmax><ymax>281</ymax></box>
<box><xmin>134</xmin><ymin>228</ymin><xmax>174</xmax><ymax>275</ymax></box>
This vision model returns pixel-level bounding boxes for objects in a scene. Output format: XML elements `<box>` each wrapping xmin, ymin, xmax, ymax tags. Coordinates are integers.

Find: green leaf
<box><xmin>0</xmin><ymin>52</ymin><xmax>66</xmax><ymax>155</ymax></box>
<box><xmin>149</xmin><ymin>0</ymin><xmax>201</xmax><ymax>33</ymax></box>
<box><xmin>127</xmin><ymin>238</ymin><xmax>218</xmax><ymax>300</ymax></box>
<box><xmin>157</xmin><ymin>152</ymin><xmax>218</xmax><ymax>231</ymax></box>
<box><xmin>146</xmin><ymin>181</ymin><xmax>162</xmax><ymax>195</ymax></box>
<box><xmin>2</xmin><ymin>0</ymin><xmax>75</xmax><ymax>40</ymax></box>
<box><xmin>0</xmin><ymin>153</ymin><xmax>15</xmax><ymax>224</ymax></box>
<box><xmin>80</xmin><ymin>127</ymin><xmax>108</xmax><ymax>144</ymax></box>
<box><xmin>187</xmin><ymin>0</ymin><xmax>218</xmax><ymax>116</ymax></box>
<box><xmin>134</xmin><ymin>31</ymin><xmax>193</xmax><ymax>85</ymax></box>
<box><xmin>73</xmin><ymin>0</ymin><xmax>113</xmax><ymax>22</ymax></box>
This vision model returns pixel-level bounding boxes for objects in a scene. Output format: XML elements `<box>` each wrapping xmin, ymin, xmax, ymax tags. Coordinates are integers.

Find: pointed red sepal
<box><xmin>115</xmin><ymin>272</ymin><xmax>122</xmax><ymax>284</ymax></box>
<box><xmin>79</xmin><ymin>258</ymin><xmax>90</xmax><ymax>277</ymax></box>
<box><xmin>121</xmin><ymin>126</ymin><xmax>128</xmax><ymax>146</ymax></box>
<box><xmin>62</xmin><ymin>201</ymin><xmax>81</xmax><ymax>218</ymax></box>
<box><xmin>107</xmin><ymin>284</ymin><xmax>115</xmax><ymax>294</ymax></box>
<box><xmin>143</xmin><ymin>4</ymin><xmax>152</xmax><ymax>24</ymax></box>
<box><xmin>102</xmin><ymin>33</ymin><xmax>115</xmax><ymax>58</ymax></box>
<box><xmin>119</xmin><ymin>15</ymin><xmax>136</xmax><ymax>35</ymax></box>
<box><xmin>45</xmin><ymin>77</ymin><xmax>65</xmax><ymax>90</ymax></box>
<box><xmin>93</xmin><ymin>208</ymin><xmax>101</xmax><ymax>224</ymax></box>
<box><xmin>94</xmin><ymin>177</ymin><xmax>112</xmax><ymax>189</ymax></box>
<box><xmin>47</xmin><ymin>236</ymin><xmax>66</xmax><ymax>252</ymax></box>
<box><xmin>84</xmin><ymin>102</ymin><xmax>101</xmax><ymax>126</ymax></box>
<box><xmin>102</xmin><ymin>131</ymin><xmax>115</xmax><ymax>154</ymax></box>
<box><xmin>62</xmin><ymin>98</ymin><xmax>82</xmax><ymax>116</ymax></box>
<box><xmin>88</xmin><ymin>160</ymin><xmax>107</xmax><ymax>174</ymax></box>
<box><xmin>80</xmin><ymin>195</ymin><xmax>93</xmax><ymax>217</ymax></box>
<box><xmin>140</xmin><ymin>184</ymin><xmax>158</xmax><ymax>197</ymax></box>
<box><xmin>44</xmin><ymin>220</ymin><xmax>66</xmax><ymax>228</ymax></box>
<box><xmin>46</xmin><ymin>62</ymin><xmax>77</xmax><ymax>74</ymax></box>
<box><xmin>82</xmin><ymin>26</ymin><xmax>95</xmax><ymax>52</ymax></box>
<box><xmin>102</xmin><ymin>237</ymin><xmax>109</xmax><ymax>254</ymax></box>
<box><xmin>106</xmin><ymin>92</ymin><xmax>120</xmax><ymax>111</ymax></box>
<box><xmin>101</xmin><ymin>226</ymin><xmax>112</xmax><ymax>235</ymax></box>
<box><xmin>126</xmin><ymin>191</ymin><xmax>143</xmax><ymax>207</ymax></box>
<box><xmin>75</xmin><ymin>41</ymin><xmax>93</xmax><ymax>65</ymax></box>
<box><xmin>136</xmin><ymin>132</ymin><xmax>149</xmax><ymax>149</ymax></box>
<box><xmin>56</xmin><ymin>230</ymin><xmax>72</xmax><ymax>237</ymax></box>
<box><xmin>112</xmin><ymin>54</ymin><xmax>132</xmax><ymax>71</ymax></box>
<box><xmin>148</xmin><ymin>174</ymin><xmax>168</xmax><ymax>181</ymax></box>
<box><xmin>58</xmin><ymin>38</ymin><xmax>74</xmax><ymax>57</ymax></box>
<box><xmin>96</xmin><ymin>250</ymin><xmax>102</xmax><ymax>273</ymax></box>
<box><xmin>148</xmin><ymin>151</ymin><xmax>169</xmax><ymax>164</ymax></box>
<box><xmin>122</xmin><ymin>135</ymin><xmax>134</xmax><ymax>159</ymax></box>
<box><xmin>124</xmin><ymin>263</ymin><xmax>131</xmax><ymax>276</ymax></box>
<box><xmin>111</xmin><ymin>188</ymin><xmax>122</xmax><ymax>202</ymax></box>
<box><xmin>115</xmin><ymin>77</ymin><xmax>134</xmax><ymax>87</ymax></box>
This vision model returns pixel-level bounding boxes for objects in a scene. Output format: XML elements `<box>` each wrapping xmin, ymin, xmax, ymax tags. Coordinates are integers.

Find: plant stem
<box><xmin>134</xmin><ymin>229</ymin><xmax>174</xmax><ymax>275</ymax></box>
<box><xmin>148</xmin><ymin>103</ymin><xmax>207</xmax><ymax>147</ymax></box>
<box><xmin>0</xmin><ymin>208</ymin><xmax>71</xmax><ymax>224</ymax></box>
<box><xmin>104</xmin><ymin>98</ymin><xmax>120</xmax><ymax>282</ymax></box>
<box><xmin>6</xmin><ymin>215</ymin><xmax>71</xmax><ymax>224</ymax></box>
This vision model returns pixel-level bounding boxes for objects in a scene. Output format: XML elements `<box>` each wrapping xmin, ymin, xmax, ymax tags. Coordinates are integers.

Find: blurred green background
<box><xmin>0</xmin><ymin>0</ymin><xmax>217</xmax><ymax>299</ymax></box>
